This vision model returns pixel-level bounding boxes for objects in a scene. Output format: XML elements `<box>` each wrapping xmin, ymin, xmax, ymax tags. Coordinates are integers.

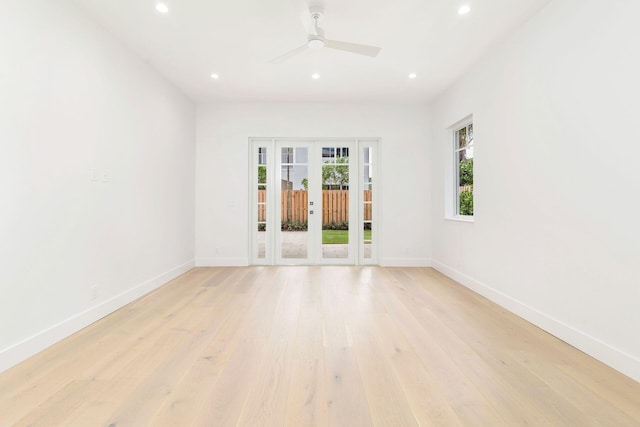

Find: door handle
<box><xmin>310</xmin><ymin>210</ymin><xmax>314</xmax><ymax>215</ymax></box>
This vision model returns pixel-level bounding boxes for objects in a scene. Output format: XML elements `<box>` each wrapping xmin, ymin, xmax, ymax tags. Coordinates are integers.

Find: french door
<box><xmin>250</xmin><ymin>138</ymin><xmax>378</xmax><ymax>265</ymax></box>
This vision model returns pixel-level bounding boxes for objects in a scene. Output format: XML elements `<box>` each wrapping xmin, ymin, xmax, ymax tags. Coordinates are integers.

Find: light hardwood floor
<box><xmin>1</xmin><ymin>267</ymin><xmax>639</xmax><ymax>426</ymax></box>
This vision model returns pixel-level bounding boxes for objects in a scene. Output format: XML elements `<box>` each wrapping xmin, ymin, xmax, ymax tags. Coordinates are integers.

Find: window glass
<box><xmin>454</xmin><ymin>123</ymin><xmax>474</xmax><ymax>216</ymax></box>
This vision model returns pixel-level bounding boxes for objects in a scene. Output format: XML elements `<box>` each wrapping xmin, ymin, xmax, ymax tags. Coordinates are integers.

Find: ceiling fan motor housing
<box><xmin>308</xmin><ymin>37</ymin><xmax>325</xmax><ymax>49</ymax></box>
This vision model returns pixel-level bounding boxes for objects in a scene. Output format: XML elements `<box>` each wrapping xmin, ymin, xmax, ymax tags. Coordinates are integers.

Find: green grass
<box><xmin>322</xmin><ymin>229</ymin><xmax>372</xmax><ymax>244</ymax></box>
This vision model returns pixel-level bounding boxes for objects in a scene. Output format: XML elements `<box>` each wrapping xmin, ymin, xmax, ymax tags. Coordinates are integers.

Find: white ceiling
<box><xmin>73</xmin><ymin>0</ymin><xmax>552</xmax><ymax>103</ymax></box>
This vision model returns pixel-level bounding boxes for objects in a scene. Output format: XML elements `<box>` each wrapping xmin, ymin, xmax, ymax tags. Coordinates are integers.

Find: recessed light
<box><xmin>210</xmin><ymin>73</ymin><xmax>220</xmax><ymax>80</ymax></box>
<box><xmin>156</xmin><ymin>3</ymin><xmax>169</xmax><ymax>14</ymax></box>
<box><xmin>312</xmin><ymin>73</ymin><xmax>320</xmax><ymax>80</ymax></box>
<box><xmin>409</xmin><ymin>73</ymin><xmax>417</xmax><ymax>79</ymax></box>
<box><xmin>458</xmin><ymin>5</ymin><xmax>471</xmax><ymax>15</ymax></box>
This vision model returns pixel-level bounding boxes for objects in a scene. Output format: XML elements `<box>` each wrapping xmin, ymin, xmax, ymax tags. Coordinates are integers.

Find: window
<box><xmin>454</xmin><ymin>122</ymin><xmax>474</xmax><ymax>216</ymax></box>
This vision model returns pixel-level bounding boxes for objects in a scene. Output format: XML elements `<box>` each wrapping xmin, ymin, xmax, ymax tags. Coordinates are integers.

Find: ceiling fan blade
<box><xmin>269</xmin><ymin>44</ymin><xmax>310</xmax><ymax>64</ymax></box>
<box><xmin>324</xmin><ymin>39</ymin><xmax>381</xmax><ymax>57</ymax></box>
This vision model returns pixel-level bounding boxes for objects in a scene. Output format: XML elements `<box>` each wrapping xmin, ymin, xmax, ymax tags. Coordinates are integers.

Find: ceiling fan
<box><xmin>269</xmin><ymin>3</ymin><xmax>381</xmax><ymax>64</ymax></box>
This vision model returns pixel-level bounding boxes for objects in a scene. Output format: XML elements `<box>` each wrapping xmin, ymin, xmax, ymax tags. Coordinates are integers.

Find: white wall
<box><xmin>196</xmin><ymin>103</ymin><xmax>431</xmax><ymax>266</ymax></box>
<box><xmin>430</xmin><ymin>0</ymin><xmax>640</xmax><ymax>381</ymax></box>
<box><xmin>0</xmin><ymin>0</ymin><xmax>196</xmax><ymax>372</ymax></box>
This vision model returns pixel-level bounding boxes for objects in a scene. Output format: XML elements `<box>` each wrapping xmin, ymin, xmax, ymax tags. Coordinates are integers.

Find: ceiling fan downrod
<box><xmin>308</xmin><ymin>7</ymin><xmax>325</xmax><ymax>48</ymax></box>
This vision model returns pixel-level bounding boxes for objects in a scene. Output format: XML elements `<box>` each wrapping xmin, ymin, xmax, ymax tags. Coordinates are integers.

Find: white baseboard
<box><xmin>0</xmin><ymin>259</ymin><xmax>195</xmax><ymax>374</ymax></box>
<box><xmin>380</xmin><ymin>258</ymin><xmax>432</xmax><ymax>267</ymax></box>
<box><xmin>196</xmin><ymin>257</ymin><xmax>249</xmax><ymax>267</ymax></box>
<box><xmin>197</xmin><ymin>257</ymin><xmax>433</xmax><ymax>267</ymax></box>
<box><xmin>431</xmin><ymin>260</ymin><xmax>640</xmax><ymax>384</ymax></box>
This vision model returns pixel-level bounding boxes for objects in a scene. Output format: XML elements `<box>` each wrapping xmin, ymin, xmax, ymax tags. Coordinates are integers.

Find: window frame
<box><xmin>445</xmin><ymin>116</ymin><xmax>474</xmax><ymax>221</ymax></box>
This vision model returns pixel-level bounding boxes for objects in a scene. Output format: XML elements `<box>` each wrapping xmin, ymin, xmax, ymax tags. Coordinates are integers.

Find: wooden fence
<box><xmin>281</xmin><ymin>190</ymin><xmax>309</xmax><ymax>222</ymax></box>
<box><xmin>258</xmin><ymin>190</ymin><xmax>372</xmax><ymax>223</ymax></box>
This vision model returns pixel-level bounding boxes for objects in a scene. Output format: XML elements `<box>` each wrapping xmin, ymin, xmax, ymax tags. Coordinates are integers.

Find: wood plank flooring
<box><xmin>1</xmin><ymin>266</ymin><xmax>639</xmax><ymax>426</ymax></box>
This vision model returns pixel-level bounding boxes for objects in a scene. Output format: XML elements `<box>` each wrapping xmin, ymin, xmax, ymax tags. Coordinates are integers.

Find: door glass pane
<box><xmin>295</xmin><ymin>147</ymin><xmax>308</xmax><ymax>163</ymax></box>
<box><xmin>281</xmin><ymin>147</ymin><xmax>308</xmax><ymax>259</ymax></box>
<box><xmin>363</xmin><ymin>147</ymin><xmax>373</xmax><ymax>259</ymax></box>
<box><xmin>257</xmin><ymin>147</ymin><xmax>267</xmax><ymax>259</ymax></box>
<box><xmin>322</xmin><ymin>146</ymin><xmax>349</xmax><ymax>259</ymax></box>
<box><xmin>322</xmin><ymin>147</ymin><xmax>335</xmax><ymax>163</ymax></box>
<box><xmin>281</xmin><ymin>147</ymin><xmax>293</xmax><ymax>164</ymax></box>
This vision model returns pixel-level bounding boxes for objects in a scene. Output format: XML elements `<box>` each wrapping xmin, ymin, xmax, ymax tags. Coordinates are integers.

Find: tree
<box><xmin>458</xmin><ymin>157</ymin><xmax>473</xmax><ymax>215</ymax></box>
<box><xmin>322</xmin><ymin>156</ymin><xmax>349</xmax><ymax>190</ymax></box>
<box><xmin>258</xmin><ymin>165</ymin><xmax>266</xmax><ymax>188</ymax></box>
<box><xmin>459</xmin><ymin>190</ymin><xmax>474</xmax><ymax>215</ymax></box>
<box><xmin>459</xmin><ymin>158</ymin><xmax>473</xmax><ymax>186</ymax></box>
<box><xmin>298</xmin><ymin>157</ymin><xmax>350</xmax><ymax>190</ymax></box>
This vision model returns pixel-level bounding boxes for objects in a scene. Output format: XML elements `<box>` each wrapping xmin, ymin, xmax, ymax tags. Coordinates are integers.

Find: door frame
<box><xmin>275</xmin><ymin>140</ymin><xmax>317</xmax><ymax>265</ymax></box>
<box><xmin>249</xmin><ymin>138</ymin><xmax>379</xmax><ymax>265</ymax></box>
